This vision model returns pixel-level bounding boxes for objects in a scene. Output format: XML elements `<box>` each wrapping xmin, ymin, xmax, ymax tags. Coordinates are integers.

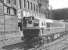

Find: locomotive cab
<box><xmin>22</xmin><ymin>16</ymin><xmax>42</xmax><ymax>48</ymax></box>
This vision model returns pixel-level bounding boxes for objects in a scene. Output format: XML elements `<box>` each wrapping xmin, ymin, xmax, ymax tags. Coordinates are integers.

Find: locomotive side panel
<box><xmin>65</xmin><ymin>22</ymin><xmax>68</xmax><ymax>32</ymax></box>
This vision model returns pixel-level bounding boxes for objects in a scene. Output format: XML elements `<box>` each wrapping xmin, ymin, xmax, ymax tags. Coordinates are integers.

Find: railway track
<box><xmin>1</xmin><ymin>31</ymin><xmax>68</xmax><ymax>50</ymax></box>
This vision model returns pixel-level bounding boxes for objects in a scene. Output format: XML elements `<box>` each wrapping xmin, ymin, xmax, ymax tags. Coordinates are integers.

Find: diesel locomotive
<box><xmin>20</xmin><ymin>16</ymin><xmax>68</xmax><ymax>49</ymax></box>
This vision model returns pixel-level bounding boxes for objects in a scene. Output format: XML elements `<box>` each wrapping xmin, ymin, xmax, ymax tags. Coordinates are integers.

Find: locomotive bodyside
<box><xmin>39</xmin><ymin>19</ymin><xmax>66</xmax><ymax>44</ymax></box>
<box><xmin>64</xmin><ymin>22</ymin><xmax>68</xmax><ymax>35</ymax></box>
<box><xmin>22</xmin><ymin>16</ymin><xmax>68</xmax><ymax>49</ymax></box>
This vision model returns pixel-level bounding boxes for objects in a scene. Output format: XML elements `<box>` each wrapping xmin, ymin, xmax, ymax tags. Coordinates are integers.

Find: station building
<box><xmin>17</xmin><ymin>0</ymin><xmax>49</xmax><ymax>21</ymax></box>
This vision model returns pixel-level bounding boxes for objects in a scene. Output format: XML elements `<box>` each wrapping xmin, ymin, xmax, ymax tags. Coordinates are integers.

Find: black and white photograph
<box><xmin>0</xmin><ymin>0</ymin><xmax>68</xmax><ymax>50</ymax></box>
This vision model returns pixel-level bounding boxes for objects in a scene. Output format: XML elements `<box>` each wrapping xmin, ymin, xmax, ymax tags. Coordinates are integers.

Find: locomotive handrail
<box><xmin>22</xmin><ymin>27</ymin><xmax>41</xmax><ymax>29</ymax></box>
<box><xmin>22</xmin><ymin>26</ymin><xmax>65</xmax><ymax>30</ymax></box>
<box><xmin>41</xmin><ymin>27</ymin><xmax>65</xmax><ymax>30</ymax></box>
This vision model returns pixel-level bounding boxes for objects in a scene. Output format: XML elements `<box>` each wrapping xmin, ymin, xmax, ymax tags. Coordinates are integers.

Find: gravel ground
<box><xmin>46</xmin><ymin>34</ymin><xmax>68</xmax><ymax>50</ymax></box>
<box><xmin>1</xmin><ymin>34</ymin><xmax>68</xmax><ymax>50</ymax></box>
